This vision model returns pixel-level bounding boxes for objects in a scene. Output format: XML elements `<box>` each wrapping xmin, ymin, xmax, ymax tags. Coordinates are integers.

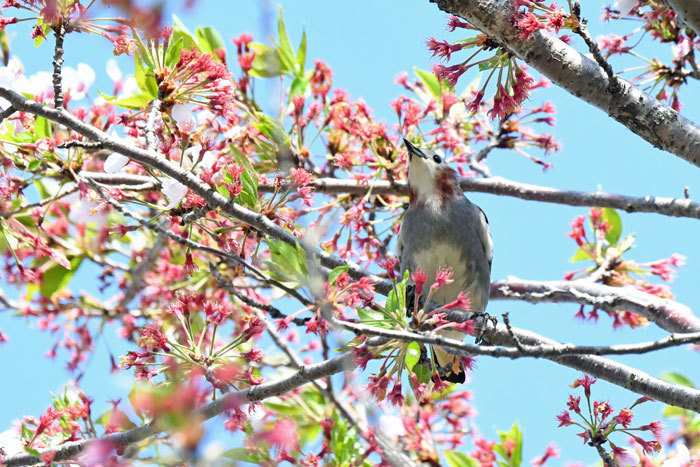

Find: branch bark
<box><xmin>428</xmin><ymin>0</ymin><xmax>700</xmax><ymax>166</ymax></box>
<box><xmin>490</xmin><ymin>278</ymin><xmax>700</xmax><ymax>333</ymax></box>
<box><xmin>1</xmin><ymin>348</ymin><xmax>360</xmax><ymax>467</ymax></box>
<box><xmin>666</xmin><ymin>0</ymin><xmax>700</xmax><ymax>37</ymax></box>
<box><xmin>260</xmin><ymin>177</ymin><xmax>700</xmax><ymax>221</ymax></box>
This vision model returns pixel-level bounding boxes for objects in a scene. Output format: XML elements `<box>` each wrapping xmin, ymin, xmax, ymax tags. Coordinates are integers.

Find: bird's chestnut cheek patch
<box><xmin>436</xmin><ymin>170</ymin><xmax>460</xmax><ymax>202</ymax></box>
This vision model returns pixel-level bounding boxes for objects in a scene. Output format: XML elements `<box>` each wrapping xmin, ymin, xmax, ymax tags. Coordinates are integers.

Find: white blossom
<box><xmin>378</xmin><ymin>414</ymin><xmax>405</xmax><ymax>441</ymax></box>
<box><xmin>662</xmin><ymin>444</ymin><xmax>691</xmax><ymax>467</ymax></box>
<box><xmin>103</xmin><ymin>153</ymin><xmax>129</xmax><ymax>173</ymax></box>
<box><xmin>62</xmin><ymin>63</ymin><xmax>95</xmax><ymax>101</ymax></box>
<box><xmin>162</xmin><ymin>178</ymin><xmax>188</xmax><ymax>208</ymax></box>
<box><xmin>106</xmin><ymin>58</ymin><xmax>123</xmax><ymax>83</ymax></box>
<box><xmin>171</xmin><ymin>103</ymin><xmax>195</xmax><ymax>132</ymax></box>
<box><xmin>615</xmin><ymin>448</ymin><xmax>640</xmax><ymax>467</ymax></box>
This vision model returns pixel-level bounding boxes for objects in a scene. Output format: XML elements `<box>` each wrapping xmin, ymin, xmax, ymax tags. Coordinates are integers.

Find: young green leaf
<box><xmin>195</xmin><ymin>26</ymin><xmax>225</xmax><ymax>59</ymax></box>
<box><xmin>248</xmin><ymin>43</ymin><xmax>287</xmax><ymax>78</ymax></box>
<box><xmin>297</xmin><ymin>29</ymin><xmax>307</xmax><ymax>71</ymax></box>
<box><xmin>600</xmin><ymin>208</ymin><xmax>622</xmax><ymax>245</ymax></box>
<box><xmin>414</xmin><ymin>67</ymin><xmax>441</xmax><ymax>98</ymax></box>
<box><xmin>405</xmin><ymin>342</ymin><xmax>421</xmax><ymax>371</ymax></box>
<box><xmin>445</xmin><ymin>451</ymin><xmax>480</xmax><ymax>467</ymax></box>
<box><xmin>171</xmin><ymin>14</ymin><xmax>198</xmax><ymax>51</ymax></box>
<box><xmin>40</xmin><ymin>256</ymin><xmax>83</xmax><ymax>299</ymax></box>
<box><xmin>34</xmin><ymin>116</ymin><xmax>51</xmax><ymax>139</ymax></box>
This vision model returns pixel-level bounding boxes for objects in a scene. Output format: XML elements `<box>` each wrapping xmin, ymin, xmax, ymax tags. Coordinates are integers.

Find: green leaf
<box><xmin>297</xmin><ymin>29</ymin><xmax>307</xmax><ymax>71</ymax></box>
<box><xmin>34</xmin><ymin>116</ymin><xmax>51</xmax><ymax>139</ymax></box>
<box><xmin>569</xmin><ymin>246</ymin><xmax>592</xmax><ymax>262</ymax></box>
<box><xmin>329</xmin><ymin>265</ymin><xmax>349</xmax><ymax>285</ymax></box>
<box><xmin>405</xmin><ymin>342</ymin><xmax>420</xmax><ymax>371</ymax></box>
<box><xmin>95</xmin><ymin>409</ymin><xmax>136</xmax><ymax>430</ymax></box>
<box><xmin>249</xmin><ymin>43</ymin><xmax>286</xmax><ymax>78</ymax></box>
<box><xmin>40</xmin><ymin>256</ymin><xmax>83</xmax><ymax>299</ymax></box>
<box><xmin>171</xmin><ymin>14</ymin><xmax>198</xmax><ymax>51</ymax></box>
<box><xmin>195</xmin><ymin>26</ymin><xmax>225</xmax><ymax>58</ymax></box>
<box><xmin>357</xmin><ymin>307</ymin><xmax>385</xmax><ymax>323</ymax></box>
<box><xmin>276</xmin><ymin>6</ymin><xmax>297</xmax><ymax>72</ymax></box>
<box><xmin>33</xmin><ymin>20</ymin><xmax>50</xmax><ymax>48</ymax></box>
<box><xmin>663</xmin><ymin>405</ymin><xmax>687</xmax><ymax>418</ymax></box>
<box><xmin>445</xmin><ymin>451</ymin><xmax>479</xmax><ymax>467</ymax></box>
<box><xmin>253</xmin><ymin>112</ymin><xmax>291</xmax><ymax>146</ymax></box>
<box><xmin>289</xmin><ymin>75</ymin><xmax>309</xmax><ymax>99</ymax></box>
<box><xmin>268</xmin><ymin>238</ymin><xmax>308</xmax><ymax>281</ymax></box>
<box><xmin>223</xmin><ymin>447</ymin><xmax>261</xmax><ymax>463</ymax></box>
<box><xmin>99</xmin><ymin>90</ymin><xmax>150</xmax><ymax>110</ymax></box>
<box><xmin>164</xmin><ymin>36</ymin><xmax>184</xmax><ymax>69</ymax></box>
<box><xmin>134</xmin><ymin>54</ymin><xmax>157</xmax><ymax>99</ymax></box>
<box><xmin>230</xmin><ymin>145</ymin><xmax>258</xmax><ymax>209</ymax></box>
<box><xmin>27</xmin><ymin>159</ymin><xmax>42</xmax><ymax>171</ymax></box>
<box><xmin>414</xmin><ymin>67</ymin><xmax>441</xmax><ymax>98</ymax></box>
<box><xmin>599</xmin><ymin>208</ymin><xmax>622</xmax><ymax>245</ymax></box>
<box><xmin>660</xmin><ymin>372</ymin><xmax>694</xmax><ymax>388</ymax></box>
<box><xmin>386</xmin><ymin>269</ymin><xmax>409</xmax><ymax>316</ymax></box>
<box><xmin>496</xmin><ymin>423</ymin><xmax>523</xmax><ymax>467</ymax></box>
<box><xmin>413</xmin><ymin>363</ymin><xmax>432</xmax><ymax>384</ymax></box>
<box><xmin>478</xmin><ymin>56</ymin><xmax>502</xmax><ymax>71</ymax></box>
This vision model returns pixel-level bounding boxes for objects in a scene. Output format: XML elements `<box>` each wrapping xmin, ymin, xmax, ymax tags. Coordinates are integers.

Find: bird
<box><xmin>397</xmin><ymin>138</ymin><xmax>492</xmax><ymax>383</ymax></box>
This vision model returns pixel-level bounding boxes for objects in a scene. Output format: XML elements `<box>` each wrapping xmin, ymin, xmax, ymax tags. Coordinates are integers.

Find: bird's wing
<box><xmin>476</xmin><ymin>205</ymin><xmax>493</xmax><ymax>270</ymax></box>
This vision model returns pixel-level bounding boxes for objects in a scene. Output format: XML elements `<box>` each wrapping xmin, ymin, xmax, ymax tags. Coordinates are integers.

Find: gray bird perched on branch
<box><xmin>397</xmin><ymin>139</ymin><xmax>493</xmax><ymax>383</ymax></box>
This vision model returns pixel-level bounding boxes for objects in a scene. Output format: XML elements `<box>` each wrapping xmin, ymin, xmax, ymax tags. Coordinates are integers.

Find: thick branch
<box><xmin>1</xmin><ymin>349</ymin><xmax>359</xmax><ymax>467</ymax></box>
<box><xmin>487</xmin><ymin>323</ymin><xmax>700</xmax><ymax>413</ymax></box>
<box><xmin>666</xmin><ymin>0</ymin><xmax>700</xmax><ymax>37</ymax></box>
<box><xmin>259</xmin><ymin>177</ymin><xmax>700</xmax><ymax>221</ymax></box>
<box><xmin>491</xmin><ymin>278</ymin><xmax>700</xmax><ymax>333</ymax></box>
<box><xmin>429</xmin><ymin>0</ymin><xmax>700</xmax><ymax>166</ymax></box>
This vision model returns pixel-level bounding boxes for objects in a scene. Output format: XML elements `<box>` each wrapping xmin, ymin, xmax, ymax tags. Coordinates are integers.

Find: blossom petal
<box><xmin>172</xmin><ymin>104</ymin><xmax>195</xmax><ymax>132</ymax></box>
<box><xmin>103</xmin><ymin>153</ymin><xmax>129</xmax><ymax>173</ymax></box>
<box><xmin>162</xmin><ymin>179</ymin><xmax>188</xmax><ymax>208</ymax></box>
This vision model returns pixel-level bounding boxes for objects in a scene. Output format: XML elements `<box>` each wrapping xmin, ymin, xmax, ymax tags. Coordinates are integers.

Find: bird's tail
<box><xmin>431</xmin><ymin>329</ymin><xmax>466</xmax><ymax>384</ymax></box>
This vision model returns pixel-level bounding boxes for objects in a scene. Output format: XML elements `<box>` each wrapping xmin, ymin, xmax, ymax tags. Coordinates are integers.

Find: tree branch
<box><xmin>332</xmin><ymin>317</ymin><xmax>700</xmax><ymax>359</ymax></box>
<box><xmin>259</xmin><ymin>177</ymin><xmax>700</xmax><ymax>221</ymax></box>
<box><xmin>666</xmin><ymin>0</ymin><xmax>700</xmax><ymax>37</ymax></box>
<box><xmin>51</xmin><ymin>20</ymin><xmax>66</xmax><ymax>110</ymax></box>
<box><xmin>1</xmin><ymin>348</ymin><xmax>361</xmax><ymax>467</ymax></box>
<box><xmin>428</xmin><ymin>0</ymin><xmax>700</xmax><ymax>166</ymax></box>
<box><xmin>490</xmin><ymin>278</ymin><xmax>700</xmax><ymax>333</ymax></box>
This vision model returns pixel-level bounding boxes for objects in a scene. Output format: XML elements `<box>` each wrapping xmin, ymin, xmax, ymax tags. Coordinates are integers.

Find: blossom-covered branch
<box><xmin>490</xmin><ymin>278</ymin><xmax>700</xmax><ymax>333</ymax></box>
<box><xmin>1</xmin><ymin>348</ymin><xmax>360</xmax><ymax>467</ymax></box>
<box><xmin>259</xmin><ymin>177</ymin><xmax>700</xmax><ymax>221</ymax></box>
<box><xmin>428</xmin><ymin>0</ymin><xmax>700</xmax><ymax>166</ymax></box>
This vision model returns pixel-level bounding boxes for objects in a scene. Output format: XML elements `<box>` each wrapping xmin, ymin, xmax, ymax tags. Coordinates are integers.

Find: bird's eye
<box><xmin>433</xmin><ymin>154</ymin><xmax>442</xmax><ymax>164</ymax></box>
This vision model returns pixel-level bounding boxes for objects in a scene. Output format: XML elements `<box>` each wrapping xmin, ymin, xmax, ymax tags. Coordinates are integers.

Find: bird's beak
<box><xmin>404</xmin><ymin>138</ymin><xmax>427</xmax><ymax>161</ymax></box>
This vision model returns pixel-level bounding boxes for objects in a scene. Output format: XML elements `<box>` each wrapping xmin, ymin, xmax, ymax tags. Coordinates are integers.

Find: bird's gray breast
<box><xmin>399</xmin><ymin>198</ymin><xmax>491</xmax><ymax>313</ymax></box>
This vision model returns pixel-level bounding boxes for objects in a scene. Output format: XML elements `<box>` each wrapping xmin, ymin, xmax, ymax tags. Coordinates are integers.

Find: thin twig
<box><xmin>209</xmin><ymin>263</ymin><xmax>310</xmax><ymax>326</ymax></box>
<box><xmin>502</xmin><ymin>312</ymin><xmax>525</xmax><ymax>353</ymax></box>
<box><xmin>571</xmin><ymin>1</ymin><xmax>621</xmax><ymax>94</ymax></box>
<box><xmin>117</xmin><ymin>229</ymin><xmax>167</xmax><ymax>309</ymax></box>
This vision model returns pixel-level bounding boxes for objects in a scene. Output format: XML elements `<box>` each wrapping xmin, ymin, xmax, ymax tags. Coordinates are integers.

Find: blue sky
<box><xmin>1</xmin><ymin>0</ymin><xmax>699</xmax><ymax>465</ymax></box>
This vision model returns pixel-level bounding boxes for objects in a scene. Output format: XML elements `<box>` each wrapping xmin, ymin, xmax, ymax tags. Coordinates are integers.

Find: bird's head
<box><xmin>404</xmin><ymin>139</ymin><xmax>461</xmax><ymax>208</ymax></box>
